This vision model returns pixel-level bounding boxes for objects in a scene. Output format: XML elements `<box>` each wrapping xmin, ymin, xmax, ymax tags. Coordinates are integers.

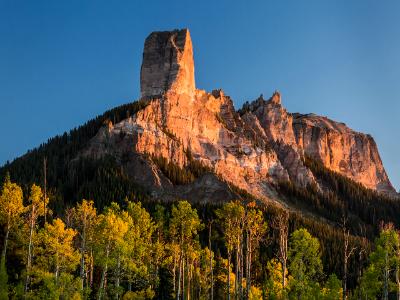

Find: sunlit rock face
<box><xmin>292</xmin><ymin>113</ymin><xmax>395</xmax><ymax>194</ymax></box>
<box><xmin>241</xmin><ymin>93</ymin><xmax>315</xmax><ymax>187</ymax></box>
<box><xmin>140</xmin><ymin>29</ymin><xmax>195</xmax><ymax>99</ymax></box>
<box><xmin>84</xmin><ymin>28</ymin><xmax>396</xmax><ymax>203</ymax></box>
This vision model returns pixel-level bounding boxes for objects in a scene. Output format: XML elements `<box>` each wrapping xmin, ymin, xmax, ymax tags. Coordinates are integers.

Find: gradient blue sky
<box><xmin>1</xmin><ymin>0</ymin><xmax>399</xmax><ymax>190</ymax></box>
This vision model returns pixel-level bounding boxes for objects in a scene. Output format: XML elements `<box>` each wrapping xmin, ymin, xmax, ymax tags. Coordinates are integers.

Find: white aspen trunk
<box><xmin>173</xmin><ymin>255</ymin><xmax>177</xmax><ymax>295</ymax></box>
<box><xmin>282</xmin><ymin>227</ymin><xmax>288</xmax><ymax>289</ymax></box>
<box><xmin>246</xmin><ymin>230</ymin><xmax>250</xmax><ymax>300</ymax></box>
<box><xmin>55</xmin><ymin>252</ymin><xmax>60</xmax><ymax>285</ymax></box>
<box><xmin>182</xmin><ymin>257</ymin><xmax>185</xmax><ymax>300</ymax></box>
<box><xmin>235</xmin><ymin>243</ymin><xmax>239</xmax><ymax>300</ymax></box>
<box><xmin>240</xmin><ymin>238</ymin><xmax>243</xmax><ymax>300</ymax></box>
<box><xmin>343</xmin><ymin>255</ymin><xmax>347</xmax><ymax>300</ymax></box>
<box><xmin>228</xmin><ymin>252</ymin><xmax>231</xmax><ymax>300</ymax></box>
<box><xmin>1</xmin><ymin>223</ymin><xmax>10</xmax><ymax>261</ymax></box>
<box><xmin>358</xmin><ymin>250</ymin><xmax>362</xmax><ymax>300</ymax></box>
<box><xmin>276</xmin><ymin>213</ymin><xmax>288</xmax><ymax>290</ymax></box>
<box><xmin>384</xmin><ymin>249</ymin><xmax>389</xmax><ymax>300</ymax></box>
<box><xmin>282</xmin><ymin>257</ymin><xmax>286</xmax><ymax>288</ymax></box>
<box><xmin>396</xmin><ymin>264</ymin><xmax>400</xmax><ymax>300</ymax></box>
<box><xmin>187</xmin><ymin>257</ymin><xmax>190</xmax><ymax>300</ymax></box>
<box><xmin>98</xmin><ymin>263</ymin><xmax>108</xmax><ymax>300</ymax></box>
<box><xmin>98</xmin><ymin>246</ymin><xmax>110</xmax><ymax>300</ymax></box>
<box><xmin>80</xmin><ymin>218</ymin><xmax>86</xmax><ymax>291</ymax></box>
<box><xmin>116</xmin><ymin>255</ymin><xmax>121</xmax><ymax>300</ymax></box>
<box><xmin>341</xmin><ymin>218</ymin><xmax>355</xmax><ymax>300</ymax></box>
<box><xmin>177</xmin><ymin>251</ymin><xmax>182</xmax><ymax>300</ymax></box>
<box><xmin>90</xmin><ymin>249</ymin><xmax>94</xmax><ymax>289</ymax></box>
<box><xmin>247</xmin><ymin>240</ymin><xmax>252</xmax><ymax>300</ymax></box>
<box><xmin>25</xmin><ymin>208</ymin><xmax>35</xmax><ymax>293</ymax></box>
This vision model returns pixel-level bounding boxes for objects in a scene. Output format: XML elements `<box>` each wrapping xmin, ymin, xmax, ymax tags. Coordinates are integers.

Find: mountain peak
<box><xmin>269</xmin><ymin>90</ymin><xmax>281</xmax><ymax>105</ymax></box>
<box><xmin>140</xmin><ymin>28</ymin><xmax>195</xmax><ymax>99</ymax></box>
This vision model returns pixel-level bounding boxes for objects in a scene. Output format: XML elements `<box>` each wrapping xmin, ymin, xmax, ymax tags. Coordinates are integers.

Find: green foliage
<box><xmin>28</xmin><ymin>272</ymin><xmax>82</xmax><ymax>300</ymax></box>
<box><xmin>358</xmin><ymin>224</ymin><xmax>400</xmax><ymax>299</ymax></box>
<box><xmin>265</xmin><ymin>259</ymin><xmax>287</xmax><ymax>299</ymax></box>
<box><xmin>288</xmin><ymin>228</ymin><xmax>323</xmax><ymax>299</ymax></box>
<box><xmin>321</xmin><ymin>274</ymin><xmax>342</xmax><ymax>300</ymax></box>
<box><xmin>122</xmin><ymin>287</ymin><xmax>155</xmax><ymax>300</ymax></box>
<box><xmin>216</xmin><ymin>202</ymin><xmax>245</xmax><ymax>255</ymax></box>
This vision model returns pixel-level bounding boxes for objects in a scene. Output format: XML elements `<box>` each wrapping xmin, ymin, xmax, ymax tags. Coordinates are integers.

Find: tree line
<box><xmin>1</xmin><ymin>174</ymin><xmax>400</xmax><ymax>299</ymax></box>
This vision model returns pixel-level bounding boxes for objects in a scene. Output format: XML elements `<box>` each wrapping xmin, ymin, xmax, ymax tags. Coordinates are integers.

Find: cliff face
<box><xmin>84</xmin><ymin>28</ymin><xmax>396</xmax><ymax>203</ymax></box>
<box><xmin>292</xmin><ymin>113</ymin><xmax>395</xmax><ymax>193</ymax></box>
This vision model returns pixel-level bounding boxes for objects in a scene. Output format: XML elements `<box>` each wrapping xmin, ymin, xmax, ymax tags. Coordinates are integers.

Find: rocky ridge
<box><xmin>83</xmin><ymin>28</ymin><xmax>396</xmax><ymax>204</ymax></box>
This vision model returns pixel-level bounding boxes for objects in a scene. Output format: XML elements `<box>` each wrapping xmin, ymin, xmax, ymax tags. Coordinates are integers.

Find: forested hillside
<box><xmin>0</xmin><ymin>100</ymin><xmax>150</xmax><ymax>211</ymax></box>
<box><xmin>1</xmin><ymin>98</ymin><xmax>400</xmax><ymax>299</ymax></box>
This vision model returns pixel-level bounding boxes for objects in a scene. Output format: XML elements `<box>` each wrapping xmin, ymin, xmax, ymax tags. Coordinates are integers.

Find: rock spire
<box><xmin>140</xmin><ymin>28</ymin><xmax>195</xmax><ymax>99</ymax></box>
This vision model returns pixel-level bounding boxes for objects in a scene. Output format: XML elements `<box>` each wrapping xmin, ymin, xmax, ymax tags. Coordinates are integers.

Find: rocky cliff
<box><xmin>292</xmin><ymin>113</ymin><xmax>395</xmax><ymax>193</ymax></box>
<box><xmin>83</xmin><ymin>28</ymin><xmax>396</xmax><ymax>204</ymax></box>
<box><xmin>140</xmin><ymin>29</ymin><xmax>195</xmax><ymax>99</ymax></box>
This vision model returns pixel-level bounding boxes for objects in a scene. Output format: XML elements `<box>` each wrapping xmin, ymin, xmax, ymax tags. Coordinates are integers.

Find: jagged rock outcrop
<box><xmin>245</xmin><ymin>92</ymin><xmax>297</xmax><ymax>145</ymax></box>
<box><xmin>242</xmin><ymin>93</ymin><xmax>316</xmax><ymax>187</ymax></box>
<box><xmin>83</xmin><ymin>28</ymin><xmax>396</xmax><ymax>204</ymax></box>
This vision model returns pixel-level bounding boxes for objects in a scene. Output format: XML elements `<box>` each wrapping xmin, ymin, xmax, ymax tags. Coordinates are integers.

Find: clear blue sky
<box><xmin>1</xmin><ymin>0</ymin><xmax>399</xmax><ymax>191</ymax></box>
